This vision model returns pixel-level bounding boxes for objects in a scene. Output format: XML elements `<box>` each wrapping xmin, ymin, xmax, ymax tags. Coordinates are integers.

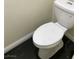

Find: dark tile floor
<box><xmin>5</xmin><ymin>36</ymin><xmax>74</xmax><ymax>59</ymax></box>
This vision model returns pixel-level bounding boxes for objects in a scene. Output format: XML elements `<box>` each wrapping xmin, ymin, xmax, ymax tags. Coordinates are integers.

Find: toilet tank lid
<box><xmin>54</xmin><ymin>0</ymin><xmax>74</xmax><ymax>14</ymax></box>
<box><xmin>33</xmin><ymin>22</ymin><xmax>67</xmax><ymax>46</ymax></box>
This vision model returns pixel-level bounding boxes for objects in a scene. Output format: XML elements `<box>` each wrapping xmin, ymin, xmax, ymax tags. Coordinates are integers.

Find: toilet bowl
<box><xmin>33</xmin><ymin>0</ymin><xmax>74</xmax><ymax>59</ymax></box>
<box><xmin>33</xmin><ymin>22</ymin><xmax>67</xmax><ymax>49</ymax></box>
<box><xmin>33</xmin><ymin>22</ymin><xmax>67</xmax><ymax>59</ymax></box>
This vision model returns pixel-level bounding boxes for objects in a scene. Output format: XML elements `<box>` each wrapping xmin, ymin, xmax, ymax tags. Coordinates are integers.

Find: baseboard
<box><xmin>4</xmin><ymin>32</ymin><xmax>33</xmax><ymax>54</ymax></box>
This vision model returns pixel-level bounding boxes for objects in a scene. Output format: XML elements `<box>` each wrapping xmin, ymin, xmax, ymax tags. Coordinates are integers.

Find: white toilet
<box><xmin>33</xmin><ymin>0</ymin><xmax>74</xmax><ymax>59</ymax></box>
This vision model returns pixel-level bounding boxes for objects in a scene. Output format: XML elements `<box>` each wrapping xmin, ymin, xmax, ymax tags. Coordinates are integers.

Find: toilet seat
<box><xmin>33</xmin><ymin>22</ymin><xmax>67</xmax><ymax>48</ymax></box>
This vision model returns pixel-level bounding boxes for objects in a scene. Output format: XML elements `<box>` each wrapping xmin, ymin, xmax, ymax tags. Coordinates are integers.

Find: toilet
<box><xmin>33</xmin><ymin>0</ymin><xmax>74</xmax><ymax>59</ymax></box>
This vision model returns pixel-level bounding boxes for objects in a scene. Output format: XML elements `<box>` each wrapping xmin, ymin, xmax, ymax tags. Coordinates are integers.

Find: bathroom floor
<box><xmin>4</xmin><ymin>36</ymin><xmax>74</xmax><ymax>59</ymax></box>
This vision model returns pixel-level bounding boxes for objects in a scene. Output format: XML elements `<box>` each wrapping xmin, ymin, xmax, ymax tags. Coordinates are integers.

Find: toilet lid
<box><xmin>33</xmin><ymin>22</ymin><xmax>67</xmax><ymax>46</ymax></box>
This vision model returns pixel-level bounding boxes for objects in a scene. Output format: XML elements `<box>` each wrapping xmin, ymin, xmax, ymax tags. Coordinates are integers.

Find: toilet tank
<box><xmin>54</xmin><ymin>0</ymin><xmax>74</xmax><ymax>29</ymax></box>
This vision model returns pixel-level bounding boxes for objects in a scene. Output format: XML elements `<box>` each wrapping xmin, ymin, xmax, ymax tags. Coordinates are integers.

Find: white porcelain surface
<box><xmin>38</xmin><ymin>41</ymin><xmax>63</xmax><ymax>59</ymax></box>
<box><xmin>54</xmin><ymin>0</ymin><xmax>74</xmax><ymax>14</ymax></box>
<box><xmin>33</xmin><ymin>22</ymin><xmax>67</xmax><ymax>48</ymax></box>
<box><xmin>54</xmin><ymin>0</ymin><xmax>74</xmax><ymax>29</ymax></box>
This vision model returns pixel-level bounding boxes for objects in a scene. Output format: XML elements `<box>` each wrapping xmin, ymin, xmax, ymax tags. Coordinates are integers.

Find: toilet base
<box><xmin>38</xmin><ymin>40</ymin><xmax>63</xmax><ymax>59</ymax></box>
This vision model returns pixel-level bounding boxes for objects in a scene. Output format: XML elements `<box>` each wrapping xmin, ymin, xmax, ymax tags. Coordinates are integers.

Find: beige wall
<box><xmin>4</xmin><ymin>0</ymin><xmax>53</xmax><ymax>47</ymax></box>
<box><xmin>66</xmin><ymin>27</ymin><xmax>74</xmax><ymax>41</ymax></box>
